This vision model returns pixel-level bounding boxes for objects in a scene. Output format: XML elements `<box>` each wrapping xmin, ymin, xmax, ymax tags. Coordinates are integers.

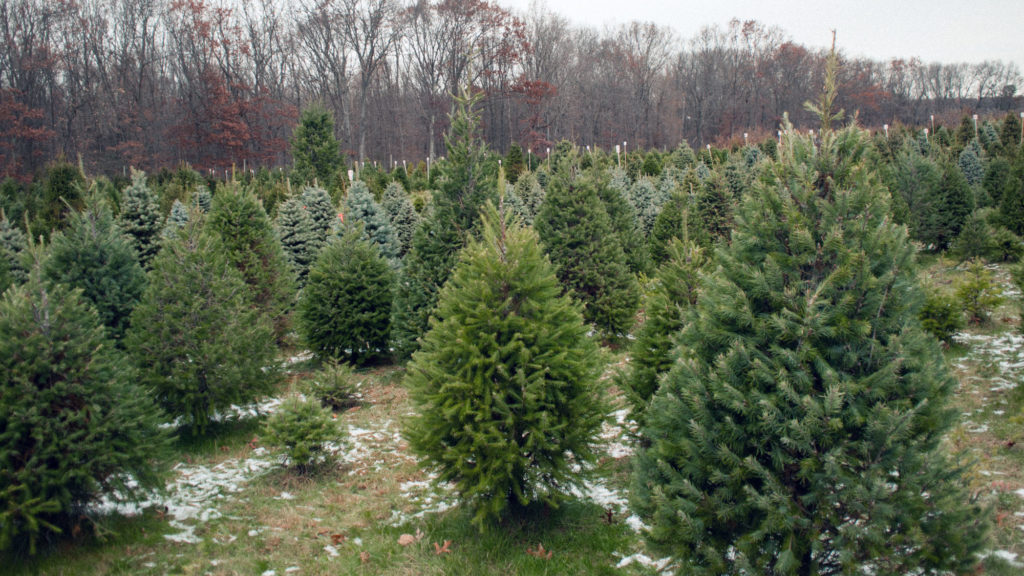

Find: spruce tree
<box><xmin>404</xmin><ymin>204</ymin><xmax>605</xmax><ymax>530</ymax></box>
<box><xmin>934</xmin><ymin>158</ymin><xmax>976</xmax><ymax>249</ymax></box>
<box><xmin>536</xmin><ymin>172</ymin><xmax>640</xmax><ymax>339</ymax></box>
<box><xmin>343</xmin><ymin>181</ymin><xmax>400</xmax><ymax>264</ymax></box>
<box><xmin>506</xmin><ymin>171</ymin><xmax>545</xmax><ymax>226</ymax></box>
<box><xmin>628</xmin><ymin>177</ymin><xmax>667</xmax><ymax>239</ymax></box>
<box><xmin>381</xmin><ymin>181</ymin><xmax>420</xmax><ymax>259</ymax></box>
<box><xmin>291</xmin><ymin>105</ymin><xmax>342</xmax><ymax>189</ymax></box>
<box><xmin>193</xmin><ymin>185</ymin><xmax>212</xmax><ymax>213</ymax></box>
<box><xmin>958</xmin><ymin>139</ymin><xmax>985</xmax><ymax>187</ymax></box>
<box><xmin>597</xmin><ymin>171</ymin><xmax>649</xmax><ymax>275</ymax></box>
<box><xmin>0</xmin><ymin>211</ymin><xmax>28</xmax><ymax>294</ymax></box>
<box><xmin>505</xmin><ymin>142</ymin><xmax>525</xmax><ymax>183</ymax></box>
<box><xmin>631</xmin><ymin>79</ymin><xmax>987</xmax><ymax>574</ymax></box>
<box><xmin>299</xmin><ymin>228</ymin><xmax>394</xmax><ymax>366</ymax></box>
<box><xmin>43</xmin><ymin>201</ymin><xmax>146</xmax><ymax>341</ymax></box>
<box><xmin>1001</xmin><ymin>111</ymin><xmax>1022</xmax><ymax>148</ymax></box>
<box><xmin>275</xmin><ymin>197</ymin><xmax>320</xmax><ymax>287</ymax></box>
<box><xmin>696</xmin><ymin>170</ymin><xmax>734</xmax><ymax>243</ymax></box>
<box><xmin>163</xmin><ymin>199</ymin><xmax>189</xmax><ymax>239</ymax></box>
<box><xmin>117</xmin><ymin>169</ymin><xmax>163</xmax><ymax>268</ymax></box>
<box><xmin>998</xmin><ymin>156</ymin><xmax>1024</xmax><ymax>236</ymax></box>
<box><xmin>301</xmin><ymin>185</ymin><xmax>337</xmax><ymax>244</ymax></box>
<box><xmin>126</xmin><ymin>214</ymin><xmax>280</xmax><ymax>434</ymax></box>
<box><xmin>208</xmin><ymin>184</ymin><xmax>296</xmax><ymax>341</ymax></box>
<box><xmin>1</xmin><ymin>268</ymin><xmax>167</xmax><ymax>553</ymax></box>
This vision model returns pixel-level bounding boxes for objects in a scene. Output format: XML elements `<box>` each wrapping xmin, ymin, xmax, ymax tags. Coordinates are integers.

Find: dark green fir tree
<box><xmin>126</xmin><ymin>213</ymin><xmax>280</xmax><ymax>434</ymax></box>
<box><xmin>381</xmin><ymin>181</ymin><xmax>420</xmax><ymax>258</ymax></box>
<box><xmin>299</xmin><ymin>227</ymin><xmax>394</xmax><ymax>366</ymax></box>
<box><xmin>404</xmin><ymin>204</ymin><xmax>605</xmax><ymax>530</ymax></box>
<box><xmin>275</xmin><ymin>196</ymin><xmax>320</xmax><ymax>287</ymax></box>
<box><xmin>343</xmin><ymin>181</ymin><xmax>400</xmax><ymax>264</ymax></box>
<box><xmin>117</xmin><ymin>169</ymin><xmax>163</xmax><ymax>268</ymax></box>
<box><xmin>1</xmin><ymin>267</ymin><xmax>167</xmax><ymax>553</ymax></box>
<box><xmin>0</xmin><ymin>210</ymin><xmax>28</xmax><ymax>294</ymax></box>
<box><xmin>934</xmin><ymin>158</ymin><xmax>976</xmax><ymax>249</ymax></box>
<box><xmin>597</xmin><ymin>171</ymin><xmax>650</xmax><ymax>275</ymax></box>
<box><xmin>301</xmin><ymin>185</ymin><xmax>338</xmax><ymax>244</ymax></box>
<box><xmin>291</xmin><ymin>105</ymin><xmax>342</xmax><ymax>189</ymax></box>
<box><xmin>998</xmin><ymin>155</ymin><xmax>1024</xmax><ymax>236</ymax></box>
<box><xmin>506</xmin><ymin>171</ymin><xmax>545</xmax><ymax>226</ymax></box>
<box><xmin>536</xmin><ymin>171</ymin><xmax>640</xmax><ymax>340</ymax></box>
<box><xmin>44</xmin><ymin>200</ymin><xmax>146</xmax><ymax>341</ymax></box>
<box><xmin>631</xmin><ymin>49</ymin><xmax>988</xmax><ymax>574</ymax></box>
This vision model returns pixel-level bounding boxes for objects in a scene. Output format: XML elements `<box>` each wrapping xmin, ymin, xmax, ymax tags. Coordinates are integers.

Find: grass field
<box><xmin>5</xmin><ymin>261</ymin><xmax>1024</xmax><ymax>575</ymax></box>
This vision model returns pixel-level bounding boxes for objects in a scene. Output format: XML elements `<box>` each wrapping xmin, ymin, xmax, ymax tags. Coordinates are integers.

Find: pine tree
<box><xmin>696</xmin><ymin>170</ymin><xmax>734</xmax><ymax>242</ymax></box>
<box><xmin>299</xmin><ymin>228</ymin><xmax>394</xmax><ymax>365</ymax></box>
<box><xmin>619</xmin><ymin>239</ymin><xmax>705</xmax><ymax>425</ymax></box>
<box><xmin>886</xmin><ymin>145</ymin><xmax>943</xmax><ymax>246</ymax></box>
<box><xmin>404</xmin><ymin>204</ymin><xmax>605</xmax><ymax>530</ymax></box>
<box><xmin>998</xmin><ymin>155</ymin><xmax>1024</xmax><ymax>236</ymax></box>
<box><xmin>391</xmin><ymin>83</ymin><xmax>496</xmax><ymax>358</ymax></box>
<box><xmin>1001</xmin><ymin>111</ymin><xmax>1022</xmax><ymax>149</ymax></box>
<box><xmin>292</xmin><ymin>105</ymin><xmax>342</xmax><ymax>189</ymax></box>
<box><xmin>44</xmin><ymin>200</ymin><xmax>146</xmax><ymax>341</ymax></box>
<box><xmin>648</xmin><ymin>190</ymin><xmax>699</xmax><ymax>267</ymax></box>
<box><xmin>343</xmin><ymin>181</ymin><xmax>400</xmax><ymax>264</ymax></box>
<box><xmin>631</xmin><ymin>90</ymin><xmax>987</xmax><ymax>575</ymax></box>
<box><xmin>1</xmin><ymin>269</ymin><xmax>167</xmax><ymax>553</ymax></box>
<box><xmin>506</xmin><ymin>142</ymin><xmax>525</xmax><ymax>184</ymax></box>
<box><xmin>126</xmin><ymin>214</ymin><xmax>280</xmax><ymax>434</ymax></box>
<box><xmin>0</xmin><ymin>211</ymin><xmax>28</xmax><ymax>294</ymax></box>
<box><xmin>536</xmin><ymin>172</ymin><xmax>640</xmax><ymax>339</ymax></box>
<box><xmin>275</xmin><ymin>197</ymin><xmax>320</xmax><ymax>287</ymax></box>
<box><xmin>117</xmin><ymin>169</ymin><xmax>163</xmax><ymax>268</ymax></box>
<box><xmin>208</xmin><ymin>184</ymin><xmax>296</xmax><ymax>341</ymax></box>
<box><xmin>381</xmin><ymin>182</ymin><xmax>420</xmax><ymax>258</ymax></box>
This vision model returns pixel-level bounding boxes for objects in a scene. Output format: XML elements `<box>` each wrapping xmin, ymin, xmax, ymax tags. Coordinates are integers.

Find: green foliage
<box><xmin>306</xmin><ymin>361</ymin><xmax>361</xmax><ymax>411</ymax></box>
<box><xmin>631</xmin><ymin>123</ymin><xmax>987</xmax><ymax>575</ymax></box>
<box><xmin>343</xmin><ymin>181</ymin><xmax>400</xmax><ymax>264</ymax></box>
<box><xmin>983</xmin><ymin>156</ymin><xmax>1012</xmax><ymax>207</ymax></box>
<box><xmin>958</xmin><ymin>139</ymin><xmax>985</xmax><ymax>186</ymax></box>
<box><xmin>627</xmin><ymin>178</ymin><xmax>666</xmax><ymax>239</ymax></box>
<box><xmin>919</xmin><ymin>281</ymin><xmax>965</xmax><ymax>343</ymax></box>
<box><xmin>274</xmin><ymin>197</ymin><xmax>320</xmax><ymax>288</ymax></box>
<box><xmin>1</xmin><ymin>271</ymin><xmax>167</xmax><ymax>553</ymax></box>
<box><xmin>696</xmin><ymin>171</ymin><xmax>734</xmax><ymax>242</ymax></box>
<box><xmin>116</xmin><ymin>169</ymin><xmax>163</xmax><ymax>268</ymax></box>
<box><xmin>536</xmin><ymin>172</ymin><xmax>640</xmax><ymax>340</ymax></box>
<box><xmin>667</xmin><ymin>141</ymin><xmax>697</xmax><ymax>170</ymax></box>
<box><xmin>596</xmin><ymin>173</ymin><xmax>649</xmax><ymax>275</ymax></box>
<box><xmin>263</xmin><ymin>396</ymin><xmax>340</xmax><ymax>474</ymax></box>
<box><xmin>301</xmin><ymin>186</ymin><xmax>338</xmax><ymax>244</ymax></box>
<box><xmin>955</xmin><ymin>259</ymin><xmax>1005</xmax><ymax>325</ymax></box>
<box><xmin>0</xmin><ymin>211</ymin><xmax>28</xmax><ymax>294</ymax></box>
<box><xmin>404</xmin><ymin>205</ymin><xmax>605</xmax><ymax>531</ymax></box>
<box><xmin>381</xmin><ymin>182</ymin><xmax>419</xmax><ymax>258</ymax></box>
<box><xmin>291</xmin><ymin>105</ymin><xmax>342</xmax><ymax>189</ymax></box>
<box><xmin>641</xmin><ymin>153</ymin><xmax>662</xmax><ymax>177</ymax></box>
<box><xmin>997</xmin><ymin>158</ymin><xmax>1024</xmax><ymax>236</ymax></box>
<box><xmin>162</xmin><ymin>199</ymin><xmax>189</xmax><ymax>240</ymax></box>
<box><xmin>37</xmin><ymin>161</ymin><xmax>86</xmax><ymax>236</ymax></box>
<box><xmin>886</xmin><ymin>145</ymin><xmax>942</xmax><ymax>244</ymax></box>
<box><xmin>208</xmin><ymin>185</ymin><xmax>295</xmax><ymax>342</ymax></box>
<box><xmin>620</xmin><ymin>239</ymin><xmax>706</xmax><ymax>425</ymax></box>
<box><xmin>1001</xmin><ymin>112</ymin><xmax>1022</xmax><ymax>148</ymax></box>
<box><xmin>193</xmin><ymin>185</ymin><xmax>212</xmax><ymax>214</ymax></box>
<box><xmin>933</xmin><ymin>159</ymin><xmax>976</xmax><ymax>250</ymax></box>
<box><xmin>505</xmin><ymin>171</ymin><xmax>545</xmax><ymax>226</ymax></box>
<box><xmin>505</xmin><ymin>142</ymin><xmax>525</xmax><ymax>184</ymax></box>
<box><xmin>43</xmin><ymin>201</ymin><xmax>146</xmax><ymax>341</ymax></box>
<box><xmin>126</xmin><ymin>214</ymin><xmax>280</xmax><ymax>434</ymax></box>
<box><xmin>300</xmin><ymin>229</ymin><xmax>394</xmax><ymax>365</ymax></box>
<box><xmin>648</xmin><ymin>190</ymin><xmax>707</xmax><ymax>267</ymax></box>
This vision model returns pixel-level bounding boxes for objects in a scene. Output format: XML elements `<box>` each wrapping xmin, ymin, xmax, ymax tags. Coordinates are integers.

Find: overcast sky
<box><xmin>501</xmin><ymin>0</ymin><xmax>1024</xmax><ymax>70</ymax></box>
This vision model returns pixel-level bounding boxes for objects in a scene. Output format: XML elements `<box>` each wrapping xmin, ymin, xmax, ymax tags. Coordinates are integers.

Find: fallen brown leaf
<box><xmin>526</xmin><ymin>543</ymin><xmax>552</xmax><ymax>559</ymax></box>
<box><xmin>433</xmin><ymin>540</ymin><xmax>452</xmax><ymax>555</ymax></box>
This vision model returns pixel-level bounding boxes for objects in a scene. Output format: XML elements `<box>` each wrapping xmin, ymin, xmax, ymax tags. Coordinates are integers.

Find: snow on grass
<box><xmin>601</xmin><ymin>408</ymin><xmax>636</xmax><ymax>459</ymax></box>
<box><xmin>614</xmin><ymin>552</ymin><xmax>674</xmax><ymax>571</ymax></box>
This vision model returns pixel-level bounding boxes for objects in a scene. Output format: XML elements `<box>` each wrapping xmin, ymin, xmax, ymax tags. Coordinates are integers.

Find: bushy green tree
<box><xmin>275</xmin><ymin>197</ymin><xmax>320</xmax><ymax>287</ymax></box>
<box><xmin>299</xmin><ymin>228</ymin><xmax>394</xmax><ymax>365</ymax></box>
<box><xmin>37</xmin><ymin>161</ymin><xmax>85</xmax><ymax>235</ymax></box>
<box><xmin>126</xmin><ymin>215</ymin><xmax>280</xmax><ymax>434</ymax></box>
<box><xmin>381</xmin><ymin>182</ymin><xmax>419</xmax><ymax>258</ymax></box>
<box><xmin>117</xmin><ymin>169</ymin><xmax>163</xmax><ymax>268</ymax></box>
<box><xmin>0</xmin><ymin>211</ymin><xmax>28</xmax><ymax>294</ymax></box>
<box><xmin>597</xmin><ymin>172</ymin><xmax>649</xmax><ymax>275</ymax></box>
<box><xmin>696</xmin><ymin>170</ymin><xmax>734</xmax><ymax>242</ymax></box>
<box><xmin>632</xmin><ymin>120</ymin><xmax>987</xmax><ymax>574</ymax></box>
<box><xmin>505</xmin><ymin>171</ymin><xmax>545</xmax><ymax>226</ymax></box>
<box><xmin>958</xmin><ymin>139</ymin><xmax>985</xmax><ymax>186</ymax></box>
<box><xmin>208</xmin><ymin>185</ymin><xmax>295</xmax><ymax>341</ymax></box>
<box><xmin>933</xmin><ymin>159</ymin><xmax>975</xmax><ymax>250</ymax></box>
<box><xmin>405</xmin><ymin>205</ymin><xmax>605</xmax><ymax>530</ymax></box>
<box><xmin>1001</xmin><ymin>111</ymin><xmax>1022</xmax><ymax>148</ymax></box>
<box><xmin>162</xmin><ymin>199</ymin><xmax>189</xmax><ymax>239</ymax></box>
<box><xmin>44</xmin><ymin>201</ymin><xmax>146</xmax><ymax>341</ymax></box>
<box><xmin>536</xmin><ymin>172</ymin><xmax>640</xmax><ymax>339</ymax></box>
<box><xmin>628</xmin><ymin>177</ymin><xmax>667</xmax><ymax>238</ymax></box>
<box><xmin>301</xmin><ymin>185</ymin><xmax>338</xmax><ymax>243</ymax></box>
<box><xmin>955</xmin><ymin>258</ymin><xmax>1005</xmax><ymax>325</ymax></box>
<box><xmin>886</xmin><ymin>145</ymin><xmax>942</xmax><ymax>245</ymax></box>
<box><xmin>505</xmin><ymin>142</ymin><xmax>525</xmax><ymax>183</ymax></box>
<box><xmin>997</xmin><ymin>157</ymin><xmax>1024</xmax><ymax>236</ymax></box>
<box><xmin>292</xmin><ymin>105</ymin><xmax>342</xmax><ymax>189</ymax></box>
<box><xmin>343</xmin><ymin>181</ymin><xmax>400</xmax><ymax>264</ymax></box>
<box><xmin>1</xmin><ymin>270</ymin><xmax>167</xmax><ymax>553</ymax></box>
<box><xmin>263</xmin><ymin>396</ymin><xmax>340</xmax><ymax>474</ymax></box>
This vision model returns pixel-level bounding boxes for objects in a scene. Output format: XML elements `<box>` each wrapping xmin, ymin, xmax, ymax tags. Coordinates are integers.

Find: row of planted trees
<box><xmin>2</xmin><ymin>66</ymin><xmax>1018</xmax><ymax>572</ymax></box>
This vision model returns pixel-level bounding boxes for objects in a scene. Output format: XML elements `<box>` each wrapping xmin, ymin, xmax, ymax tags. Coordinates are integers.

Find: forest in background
<box><xmin>1</xmin><ymin>0</ymin><xmax>1021</xmax><ymax>183</ymax></box>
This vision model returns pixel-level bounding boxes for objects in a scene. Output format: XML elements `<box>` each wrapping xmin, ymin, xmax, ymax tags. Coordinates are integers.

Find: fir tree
<box><xmin>506</xmin><ymin>171</ymin><xmax>545</xmax><ymax>226</ymax></box>
<box><xmin>193</xmin><ymin>185</ymin><xmax>212</xmax><ymax>213</ymax></box>
<box><xmin>536</xmin><ymin>172</ymin><xmax>640</xmax><ymax>339</ymax></box>
<box><xmin>44</xmin><ymin>201</ymin><xmax>146</xmax><ymax>341</ymax></box>
<box><xmin>343</xmin><ymin>181</ymin><xmax>400</xmax><ymax>264</ymax></box>
<box><xmin>0</xmin><ymin>211</ymin><xmax>28</xmax><ymax>294</ymax></box>
<box><xmin>505</xmin><ymin>142</ymin><xmax>525</xmax><ymax>184</ymax></box>
<box><xmin>163</xmin><ymin>199</ymin><xmax>189</xmax><ymax>239</ymax></box>
<box><xmin>1001</xmin><ymin>111</ymin><xmax>1022</xmax><ymax>148</ymax></box>
<box><xmin>934</xmin><ymin>158</ymin><xmax>976</xmax><ymax>249</ymax></box>
<box><xmin>998</xmin><ymin>157</ymin><xmax>1024</xmax><ymax>236</ymax></box>
<box><xmin>275</xmin><ymin>197</ymin><xmax>320</xmax><ymax>287</ymax></box>
<box><xmin>404</xmin><ymin>204</ymin><xmax>605</xmax><ymax>530</ymax></box>
<box><xmin>208</xmin><ymin>185</ymin><xmax>296</xmax><ymax>341</ymax></box>
<box><xmin>301</xmin><ymin>185</ymin><xmax>337</xmax><ymax>244</ymax></box>
<box><xmin>126</xmin><ymin>214</ymin><xmax>280</xmax><ymax>434</ymax></box>
<box><xmin>886</xmin><ymin>145</ymin><xmax>943</xmax><ymax>245</ymax></box>
<box><xmin>628</xmin><ymin>177</ymin><xmax>667</xmax><ymax>239</ymax></box>
<box><xmin>632</xmin><ymin>117</ymin><xmax>987</xmax><ymax>576</ymax></box>
<box><xmin>1</xmin><ymin>269</ymin><xmax>167</xmax><ymax>553</ymax></box>
<box><xmin>667</xmin><ymin>141</ymin><xmax>698</xmax><ymax>170</ymax></box>
<box><xmin>292</xmin><ymin>105</ymin><xmax>342</xmax><ymax>189</ymax></box>
<box><xmin>381</xmin><ymin>181</ymin><xmax>419</xmax><ymax>258</ymax></box>
<box><xmin>958</xmin><ymin>139</ymin><xmax>985</xmax><ymax>186</ymax></box>
<box><xmin>696</xmin><ymin>170</ymin><xmax>734</xmax><ymax>242</ymax></box>
<box><xmin>648</xmin><ymin>189</ymin><xmax>705</xmax><ymax>267</ymax></box>
<box><xmin>299</xmin><ymin>228</ymin><xmax>394</xmax><ymax>365</ymax></box>
<box><xmin>597</xmin><ymin>172</ymin><xmax>650</xmax><ymax>275</ymax></box>
<box><xmin>117</xmin><ymin>169</ymin><xmax>163</xmax><ymax>268</ymax></box>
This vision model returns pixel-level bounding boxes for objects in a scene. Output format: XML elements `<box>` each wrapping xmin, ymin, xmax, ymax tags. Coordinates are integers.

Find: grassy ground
<box><xmin>5</xmin><ymin>259</ymin><xmax>1024</xmax><ymax>575</ymax></box>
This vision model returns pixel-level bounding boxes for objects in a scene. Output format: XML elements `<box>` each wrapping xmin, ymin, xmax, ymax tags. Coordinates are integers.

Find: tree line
<box><xmin>1</xmin><ymin>0</ymin><xmax>1020</xmax><ymax>182</ymax></box>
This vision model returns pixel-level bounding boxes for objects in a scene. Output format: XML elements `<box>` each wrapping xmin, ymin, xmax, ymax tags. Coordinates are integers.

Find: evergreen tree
<box><xmin>632</xmin><ymin>121</ymin><xmax>987</xmax><ymax>575</ymax></box>
<box><xmin>208</xmin><ymin>185</ymin><xmax>295</xmax><ymax>341</ymax></box>
<box><xmin>597</xmin><ymin>172</ymin><xmax>649</xmax><ymax>275</ymax></box>
<box><xmin>1</xmin><ymin>269</ymin><xmax>167</xmax><ymax>553</ymax></box>
<box><xmin>934</xmin><ymin>159</ymin><xmax>976</xmax><ymax>249</ymax></box>
<box><xmin>117</xmin><ymin>169</ymin><xmax>163</xmax><ymax>268</ymax></box>
<box><xmin>506</xmin><ymin>171</ymin><xmax>545</xmax><ymax>226</ymax></box>
<box><xmin>958</xmin><ymin>139</ymin><xmax>985</xmax><ymax>186</ymax></box>
<box><xmin>391</xmin><ymin>84</ymin><xmax>496</xmax><ymax>358</ymax></box>
<box><xmin>343</xmin><ymin>181</ymin><xmax>400</xmax><ymax>264</ymax></box>
<box><xmin>301</xmin><ymin>185</ymin><xmax>337</xmax><ymax>244</ymax></box>
<box><xmin>667</xmin><ymin>141</ymin><xmax>697</xmax><ymax>170</ymax></box>
<box><xmin>505</xmin><ymin>142</ymin><xmax>525</xmax><ymax>184</ymax></box>
<box><xmin>619</xmin><ymin>239</ymin><xmax>706</xmax><ymax>425</ymax></box>
<box><xmin>163</xmin><ymin>199</ymin><xmax>189</xmax><ymax>239</ymax></box>
<box><xmin>37</xmin><ymin>161</ymin><xmax>85</xmax><ymax>235</ymax></box>
<box><xmin>275</xmin><ymin>197</ymin><xmax>320</xmax><ymax>287</ymax></box>
<box><xmin>628</xmin><ymin>177</ymin><xmax>667</xmax><ymax>239</ymax></box>
<box><xmin>536</xmin><ymin>172</ymin><xmax>640</xmax><ymax>339</ymax></box>
<box><xmin>404</xmin><ymin>204</ymin><xmax>605</xmax><ymax>530</ymax></box>
<box><xmin>983</xmin><ymin>156</ymin><xmax>1012</xmax><ymax>207</ymax></box>
<box><xmin>998</xmin><ymin>156</ymin><xmax>1024</xmax><ymax>236</ymax></box>
<box><xmin>126</xmin><ymin>214</ymin><xmax>280</xmax><ymax>434</ymax></box>
<box><xmin>0</xmin><ymin>211</ymin><xmax>28</xmax><ymax>294</ymax></box>
<box><xmin>44</xmin><ymin>201</ymin><xmax>146</xmax><ymax>341</ymax></box>
<box><xmin>300</xmin><ymin>228</ymin><xmax>393</xmax><ymax>365</ymax></box>
<box><xmin>193</xmin><ymin>185</ymin><xmax>212</xmax><ymax>213</ymax></box>
<box><xmin>381</xmin><ymin>181</ymin><xmax>419</xmax><ymax>258</ymax></box>
<box><xmin>648</xmin><ymin>190</ymin><xmax>706</xmax><ymax>267</ymax></box>
<box><xmin>291</xmin><ymin>105</ymin><xmax>342</xmax><ymax>189</ymax></box>
<box><xmin>1001</xmin><ymin>111</ymin><xmax>1022</xmax><ymax>149</ymax></box>
<box><xmin>696</xmin><ymin>170</ymin><xmax>734</xmax><ymax>242</ymax></box>
<box><xmin>886</xmin><ymin>145</ymin><xmax>943</xmax><ymax>245</ymax></box>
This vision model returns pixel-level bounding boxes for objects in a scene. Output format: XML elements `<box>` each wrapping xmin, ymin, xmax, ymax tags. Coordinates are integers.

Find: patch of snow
<box><xmin>285</xmin><ymin>568</ymin><xmax>300</xmax><ymax>574</ymax></box>
<box><xmin>614</xmin><ymin>553</ymin><xmax>674</xmax><ymax>571</ymax></box>
<box><xmin>986</xmin><ymin>550</ymin><xmax>1023</xmax><ymax>568</ymax></box>
<box><xmin>324</xmin><ymin>545</ymin><xmax>340</xmax><ymax>558</ymax></box>
<box><xmin>277</xmin><ymin>492</ymin><xmax>295</xmax><ymax>500</ymax></box>
<box><xmin>261</xmin><ymin>570</ymin><xmax>277</xmax><ymax>576</ymax></box>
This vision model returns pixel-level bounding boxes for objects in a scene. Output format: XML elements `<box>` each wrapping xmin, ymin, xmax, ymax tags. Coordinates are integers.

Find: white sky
<box><xmin>501</xmin><ymin>0</ymin><xmax>1024</xmax><ymax>70</ymax></box>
